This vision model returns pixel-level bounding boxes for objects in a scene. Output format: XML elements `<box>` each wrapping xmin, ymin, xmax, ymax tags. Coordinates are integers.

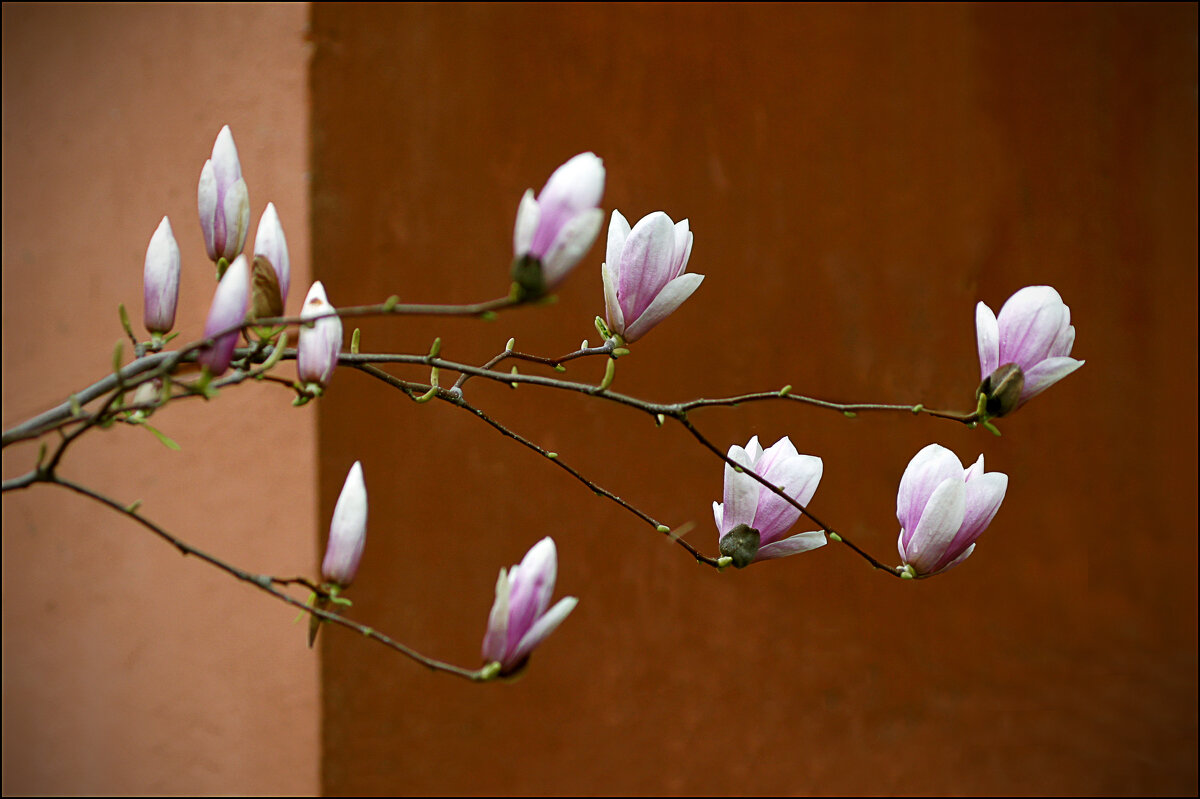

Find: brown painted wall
<box><xmin>311</xmin><ymin>4</ymin><xmax>1196</xmax><ymax>796</ymax></box>
<box><xmin>2</xmin><ymin>4</ymin><xmax>318</xmax><ymax>795</ymax></box>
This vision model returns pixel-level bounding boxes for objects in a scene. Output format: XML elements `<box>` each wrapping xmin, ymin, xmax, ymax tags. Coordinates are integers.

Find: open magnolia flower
<box><xmin>896</xmin><ymin>444</ymin><xmax>1008</xmax><ymax>577</ymax></box>
<box><xmin>297</xmin><ymin>281</ymin><xmax>343</xmax><ymax>391</ymax></box>
<box><xmin>976</xmin><ymin>285</ymin><xmax>1084</xmax><ymax>415</ymax></box>
<box><xmin>713</xmin><ymin>435</ymin><xmax>827</xmax><ymax>567</ymax></box>
<box><xmin>602</xmin><ymin>210</ymin><xmax>703</xmax><ymax>343</ymax></box>
<box><xmin>482</xmin><ymin>537</ymin><xmax>578</xmax><ymax>676</ymax></box>
<box><xmin>512</xmin><ymin>152</ymin><xmax>606</xmax><ymax>293</ymax></box>
<box><xmin>142</xmin><ymin>216</ymin><xmax>180</xmax><ymax>336</ymax></box>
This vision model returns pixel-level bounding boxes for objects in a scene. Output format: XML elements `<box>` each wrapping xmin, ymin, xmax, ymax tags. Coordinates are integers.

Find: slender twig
<box><xmin>7</xmin><ymin>471</ymin><xmax>488</xmax><ymax>680</ymax></box>
<box><xmin>5</xmin><ymin>343</ymin><xmax>297</xmax><ymax>446</ymax></box>
<box><xmin>451</xmin><ymin>340</ymin><xmax>615</xmax><ymax>391</ymax></box>
<box><xmin>4</xmin><ymin>313</ymin><xmax>980</xmax><ymax>447</ymax></box>
<box><xmin>253</xmin><ymin>293</ymin><xmax>520</xmax><ymax>326</ymax></box>
<box><xmin>353</xmin><ymin>364</ymin><xmax>720</xmax><ymax>567</ymax></box>
<box><xmin>676</xmin><ymin>391</ymin><xmax>976</xmax><ymax>423</ymax></box>
<box><xmin>341</xmin><ymin>353</ymin><xmax>979</xmax><ymax>428</ymax></box>
<box><xmin>41</xmin><ymin>378</ymin><xmax>134</xmax><ymax>475</ymax></box>
<box><xmin>2</xmin><ymin>300</ymin><xmax>969</xmax><ymax>578</ymax></box>
<box><xmin>4</xmin><ymin>290</ymin><xmax>522</xmax><ymax>446</ymax></box>
<box><xmin>1</xmin><ymin>335</ymin><xmax>960</xmax><ymax>576</ymax></box>
<box><xmin>3</xmin><ymin>351</ymin><xmax>179</xmax><ymax>445</ymax></box>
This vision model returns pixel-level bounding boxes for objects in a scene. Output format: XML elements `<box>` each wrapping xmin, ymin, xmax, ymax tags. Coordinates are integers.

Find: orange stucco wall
<box><xmin>2</xmin><ymin>4</ymin><xmax>318</xmax><ymax>794</ymax></box>
<box><xmin>311</xmin><ymin>4</ymin><xmax>1197</xmax><ymax>795</ymax></box>
<box><xmin>3</xmin><ymin>3</ymin><xmax>1196</xmax><ymax>796</ymax></box>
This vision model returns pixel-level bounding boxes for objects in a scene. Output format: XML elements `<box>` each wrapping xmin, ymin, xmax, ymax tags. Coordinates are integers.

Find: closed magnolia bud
<box><xmin>253</xmin><ymin>202</ymin><xmax>290</xmax><ymax>307</ymax></box>
<box><xmin>511</xmin><ymin>153</ymin><xmax>605</xmax><ymax>295</ymax></box>
<box><xmin>322</xmin><ymin>461</ymin><xmax>367</xmax><ymax>587</ymax></box>
<box><xmin>197</xmin><ymin>254</ymin><xmax>250</xmax><ymax>376</ymax></box>
<box><xmin>143</xmin><ymin>216</ymin><xmax>181</xmax><ymax>335</ymax></box>
<box><xmin>298</xmin><ymin>281</ymin><xmax>343</xmax><ymax>388</ymax></box>
<box><xmin>198</xmin><ymin>125</ymin><xmax>250</xmax><ymax>263</ymax></box>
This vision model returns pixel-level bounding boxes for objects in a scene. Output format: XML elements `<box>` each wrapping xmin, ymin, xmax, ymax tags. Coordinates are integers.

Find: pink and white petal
<box><xmin>998</xmin><ymin>286</ymin><xmax>1061</xmax><ymax>326</ymax></box>
<box><xmin>211</xmin><ymin>125</ymin><xmax>242</xmax><ymax>184</ymax></box>
<box><xmin>618</xmin><ymin>212</ymin><xmax>677</xmax><ymax>322</ymax></box>
<box><xmin>198</xmin><ymin>161</ymin><xmax>218</xmax><ymax>252</ymax></box>
<box><xmin>750</xmin><ymin>498</ymin><xmax>801</xmax><ymax>547</ymax></box>
<box><xmin>933</xmin><ymin>472</ymin><xmax>1007</xmax><ymax>572</ymax></box>
<box><xmin>671</xmin><ymin>219</ymin><xmax>693</xmax><ymax>278</ymax></box>
<box><xmin>481</xmin><ymin>569</ymin><xmax>510</xmax><ymax>663</ymax></box>
<box><xmin>963</xmin><ymin>454</ymin><xmax>985</xmax><ymax>481</ymax></box>
<box><xmin>1007</xmin><ymin>302</ymin><xmax>1067</xmax><ymax>368</ymax></box>
<box><xmin>1047</xmin><ymin>320</ymin><xmax>1076</xmax><ymax>359</ymax></box>
<box><xmin>539</xmin><ymin>153</ymin><xmax>604</xmax><ymax>212</ymax></box>
<box><xmin>506</xmin><ymin>539</ymin><xmax>558</xmax><ymax>649</ymax></box>
<box><xmin>959</xmin><ymin>472</ymin><xmax>1007</xmax><ymax>536</ymax></box>
<box><xmin>752</xmin><ymin>454</ymin><xmax>823</xmax><ymax>543</ymax></box>
<box><xmin>763</xmin><ymin>446</ymin><xmax>818</xmax><ymax>499</ymax></box>
<box><xmin>975</xmin><ymin>301</ymin><xmax>1000</xmax><ymax>378</ymax></box>
<box><xmin>513</xmin><ymin>190</ymin><xmax>540</xmax><ymax>257</ymax></box>
<box><xmin>223</xmin><ymin>178</ymin><xmax>250</xmax><ymax>255</ymax></box>
<box><xmin>896</xmin><ymin>445</ymin><xmax>964</xmax><ymax>532</ymax></box>
<box><xmin>721</xmin><ymin>444</ymin><xmax>760</xmax><ymax>531</ymax></box>
<box><xmin>214</xmin><ymin>180</ymin><xmax>236</xmax><ymax>254</ymax></box>
<box><xmin>620</xmin><ymin>273</ymin><xmax>704</xmax><ymax>342</ymax></box>
<box><xmin>542</xmin><ymin>208</ymin><xmax>604</xmax><ymax>287</ymax></box>
<box><xmin>602</xmin><ymin>262</ymin><xmax>625</xmax><ymax>336</ymax></box>
<box><xmin>1019</xmin><ymin>356</ymin><xmax>1085</xmax><ymax>404</ymax></box>
<box><xmin>203</xmin><ymin>254</ymin><xmax>251</xmax><ymax>336</ymax></box>
<box><xmin>508</xmin><ymin>596</ymin><xmax>579</xmax><ymax>668</ymax></box>
<box><xmin>755</xmin><ymin>530</ymin><xmax>828</xmax><ymax>561</ymax></box>
<box><xmin>519</xmin><ymin>538</ymin><xmax>558</xmax><ymax>616</ymax></box>
<box><xmin>902</xmin><ymin>479</ymin><xmax>966</xmax><ymax>574</ymax></box>
<box><xmin>744</xmin><ymin>436</ymin><xmax>764</xmax><ymax>464</ymax></box>
<box><xmin>606</xmin><ymin>210</ymin><xmax>631</xmax><ymax>275</ymax></box>
<box><xmin>998</xmin><ymin>287</ymin><xmax>1067</xmax><ymax>368</ymax></box>
<box><xmin>926</xmin><ymin>542</ymin><xmax>976</xmax><ymax>577</ymax></box>
<box><xmin>755</xmin><ymin>436</ymin><xmax>799</xmax><ymax>475</ymax></box>
<box><xmin>712</xmin><ymin>500</ymin><xmax>725</xmax><ymax>534</ymax></box>
<box><xmin>721</xmin><ymin>474</ymin><xmax>760</xmax><ymax>533</ymax></box>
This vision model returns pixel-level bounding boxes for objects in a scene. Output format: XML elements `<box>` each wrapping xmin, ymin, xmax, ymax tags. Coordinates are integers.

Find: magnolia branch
<box><xmin>351</xmin><ymin>363</ymin><xmax>718</xmax><ymax>566</ymax></box>
<box><xmin>3</xmin><ymin>128</ymin><xmax>1084</xmax><ymax>687</ymax></box>
<box><xmin>2</xmin><ymin>329</ymin><xmax>981</xmax><ymax>448</ymax></box>
<box><xmin>0</xmin><ymin>326</ymin><xmax>970</xmax><ymax>575</ymax></box>
<box><xmin>3</xmin><ymin>467</ymin><xmax>489</xmax><ymax>681</ymax></box>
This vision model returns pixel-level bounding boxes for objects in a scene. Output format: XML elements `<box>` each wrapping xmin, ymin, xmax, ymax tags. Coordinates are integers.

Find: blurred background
<box><xmin>4</xmin><ymin>4</ymin><xmax>1196</xmax><ymax>795</ymax></box>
